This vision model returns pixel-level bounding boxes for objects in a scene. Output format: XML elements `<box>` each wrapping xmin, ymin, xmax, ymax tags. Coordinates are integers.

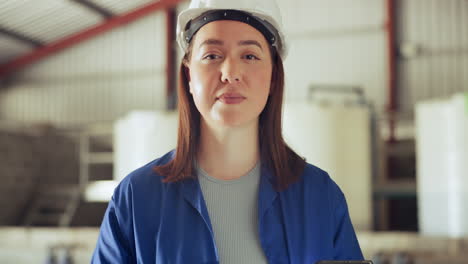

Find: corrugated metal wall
<box><xmin>1</xmin><ymin>0</ymin><xmax>387</xmax><ymax>126</ymax></box>
<box><xmin>0</xmin><ymin>12</ymin><xmax>166</xmax><ymax>126</ymax></box>
<box><xmin>397</xmin><ymin>0</ymin><xmax>468</xmax><ymax>115</ymax></box>
<box><xmin>279</xmin><ymin>0</ymin><xmax>387</xmax><ymax>112</ymax></box>
<box><xmin>7</xmin><ymin>0</ymin><xmax>464</xmax><ymax>124</ymax></box>
<box><xmin>3</xmin><ymin>0</ymin><xmax>466</xmax><ymax>126</ymax></box>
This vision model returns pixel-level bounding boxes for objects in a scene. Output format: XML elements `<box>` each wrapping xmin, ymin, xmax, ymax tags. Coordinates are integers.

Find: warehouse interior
<box><xmin>0</xmin><ymin>0</ymin><xmax>467</xmax><ymax>263</ymax></box>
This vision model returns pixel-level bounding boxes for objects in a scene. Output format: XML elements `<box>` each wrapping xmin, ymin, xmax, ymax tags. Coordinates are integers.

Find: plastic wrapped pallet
<box><xmin>415</xmin><ymin>93</ymin><xmax>468</xmax><ymax>238</ymax></box>
<box><xmin>114</xmin><ymin>111</ymin><xmax>178</xmax><ymax>182</ymax></box>
<box><xmin>283</xmin><ymin>102</ymin><xmax>372</xmax><ymax>230</ymax></box>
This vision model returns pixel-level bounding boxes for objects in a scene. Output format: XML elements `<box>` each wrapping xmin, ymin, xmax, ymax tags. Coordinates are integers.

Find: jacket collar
<box><xmin>258</xmin><ymin>163</ymin><xmax>278</xmax><ymax>217</ymax></box>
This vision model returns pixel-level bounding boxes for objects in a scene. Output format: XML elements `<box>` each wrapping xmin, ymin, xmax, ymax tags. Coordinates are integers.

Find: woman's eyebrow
<box><xmin>198</xmin><ymin>39</ymin><xmax>263</xmax><ymax>50</ymax></box>
<box><xmin>199</xmin><ymin>39</ymin><xmax>223</xmax><ymax>48</ymax></box>
<box><xmin>238</xmin><ymin>40</ymin><xmax>263</xmax><ymax>50</ymax></box>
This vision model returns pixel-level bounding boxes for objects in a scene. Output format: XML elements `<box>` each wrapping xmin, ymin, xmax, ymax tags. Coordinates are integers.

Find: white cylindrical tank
<box><xmin>415</xmin><ymin>93</ymin><xmax>468</xmax><ymax>238</ymax></box>
<box><xmin>283</xmin><ymin>102</ymin><xmax>373</xmax><ymax>230</ymax></box>
<box><xmin>114</xmin><ymin>110</ymin><xmax>178</xmax><ymax>182</ymax></box>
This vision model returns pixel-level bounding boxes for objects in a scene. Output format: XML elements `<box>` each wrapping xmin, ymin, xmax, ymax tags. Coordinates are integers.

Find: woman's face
<box><xmin>185</xmin><ymin>20</ymin><xmax>273</xmax><ymax>128</ymax></box>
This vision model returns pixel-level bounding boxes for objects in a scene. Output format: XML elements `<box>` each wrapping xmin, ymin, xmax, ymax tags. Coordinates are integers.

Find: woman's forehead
<box><xmin>193</xmin><ymin>20</ymin><xmax>268</xmax><ymax>48</ymax></box>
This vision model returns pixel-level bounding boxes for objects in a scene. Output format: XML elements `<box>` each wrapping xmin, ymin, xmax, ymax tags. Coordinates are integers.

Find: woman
<box><xmin>92</xmin><ymin>0</ymin><xmax>364</xmax><ymax>263</ymax></box>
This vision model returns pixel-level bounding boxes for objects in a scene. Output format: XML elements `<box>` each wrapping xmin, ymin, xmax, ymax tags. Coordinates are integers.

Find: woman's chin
<box><xmin>210</xmin><ymin>114</ymin><xmax>253</xmax><ymax>129</ymax></box>
<box><xmin>215</xmin><ymin>118</ymin><xmax>246</xmax><ymax>128</ymax></box>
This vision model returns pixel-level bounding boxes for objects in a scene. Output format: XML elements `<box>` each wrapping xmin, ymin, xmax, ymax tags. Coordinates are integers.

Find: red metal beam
<box><xmin>386</xmin><ymin>0</ymin><xmax>397</xmax><ymax>143</ymax></box>
<box><xmin>0</xmin><ymin>0</ymin><xmax>183</xmax><ymax>78</ymax></box>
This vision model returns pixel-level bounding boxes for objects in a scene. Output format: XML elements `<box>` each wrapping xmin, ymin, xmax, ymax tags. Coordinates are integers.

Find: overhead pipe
<box><xmin>0</xmin><ymin>0</ymin><xmax>183</xmax><ymax>78</ymax></box>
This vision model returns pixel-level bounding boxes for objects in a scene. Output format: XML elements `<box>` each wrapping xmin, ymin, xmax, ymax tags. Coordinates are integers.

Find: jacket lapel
<box><xmin>258</xmin><ymin>164</ymin><xmax>291</xmax><ymax>263</ymax></box>
<box><xmin>258</xmin><ymin>164</ymin><xmax>278</xmax><ymax>219</ymax></box>
<box><xmin>180</xmin><ymin>176</ymin><xmax>219</xmax><ymax>260</ymax></box>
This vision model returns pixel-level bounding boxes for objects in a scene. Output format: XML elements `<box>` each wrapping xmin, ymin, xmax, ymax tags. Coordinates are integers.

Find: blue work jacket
<box><xmin>92</xmin><ymin>150</ymin><xmax>364</xmax><ymax>263</ymax></box>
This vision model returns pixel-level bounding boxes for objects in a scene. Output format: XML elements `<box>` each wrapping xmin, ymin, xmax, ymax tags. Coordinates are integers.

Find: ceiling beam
<box><xmin>0</xmin><ymin>27</ymin><xmax>44</xmax><ymax>47</ymax></box>
<box><xmin>70</xmin><ymin>0</ymin><xmax>114</xmax><ymax>19</ymax></box>
<box><xmin>0</xmin><ymin>0</ymin><xmax>183</xmax><ymax>78</ymax></box>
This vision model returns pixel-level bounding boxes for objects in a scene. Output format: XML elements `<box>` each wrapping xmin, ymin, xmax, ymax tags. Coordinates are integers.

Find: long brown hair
<box><xmin>153</xmin><ymin>41</ymin><xmax>306</xmax><ymax>192</ymax></box>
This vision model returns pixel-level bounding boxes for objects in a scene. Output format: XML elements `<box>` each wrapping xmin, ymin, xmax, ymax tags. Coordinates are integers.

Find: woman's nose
<box><xmin>220</xmin><ymin>58</ymin><xmax>241</xmax><ymax>83</ymax></box>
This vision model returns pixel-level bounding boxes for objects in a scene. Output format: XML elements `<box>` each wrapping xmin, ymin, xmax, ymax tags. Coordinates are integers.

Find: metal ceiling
<box><xmin>0</xmin><ymin>36</ymin><xmax>32</xmax><ymax>63</ymax></box>
<box><xmin>92</xmin><ymin>0</ymin><xmax>157</xmax><ymax>14</ymax></box>
<box><xmin>0</xmin><ymin>0</ymin><xmax>164</xmax><ymax>75</ymax></box>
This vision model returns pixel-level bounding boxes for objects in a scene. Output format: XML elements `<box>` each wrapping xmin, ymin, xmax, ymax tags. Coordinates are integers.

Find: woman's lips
<box><xmin>217</xmin><ymin>93</ymin><xmax>246</xmax><ymax>104</ymax></box>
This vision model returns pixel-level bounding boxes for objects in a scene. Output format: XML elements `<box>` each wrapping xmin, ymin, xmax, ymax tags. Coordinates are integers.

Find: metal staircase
<box><xmin>23</xmin><ymin>123</ymin><xmax>114</xmax><ymax>227</ymax></box>
<box><xmin>23</xmin><ymin>184</ymin><xmax>80</xmax><ymax>226</ymax></box>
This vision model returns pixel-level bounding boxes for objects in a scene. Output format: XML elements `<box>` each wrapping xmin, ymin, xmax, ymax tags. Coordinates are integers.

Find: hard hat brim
<box><xmin>176</xmin><ymin>8</ymin><xmax>288</xmax><ymax>59</ymax></box>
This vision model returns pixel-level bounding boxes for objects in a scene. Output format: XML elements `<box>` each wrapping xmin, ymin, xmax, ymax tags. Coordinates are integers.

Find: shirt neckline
<box><xmin>196</xmin><ymin>160</ymin><xmax>261</xmax><ymax>185</ymax></box>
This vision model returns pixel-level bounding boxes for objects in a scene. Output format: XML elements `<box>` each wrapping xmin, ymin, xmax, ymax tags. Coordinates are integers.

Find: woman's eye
<box><xmin>244</xmin><ymin>54</ymin><xmax>260</xmax><ymax>60</ymax></box>
<box><xmin>203</xmin><ymin>54</ymin><xmax>220</xmax><ymax>60</ymax></box>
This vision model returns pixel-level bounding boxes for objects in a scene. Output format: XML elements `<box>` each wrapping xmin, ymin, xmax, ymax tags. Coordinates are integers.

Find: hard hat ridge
<box><xmin>183</xmin><ymin>9</ymin><xmax>279</xmax><ymax>50</ymax></box>
<box><xmin>176</xmin><ymin>0</ymin><xmax>288</xmax><ymax>59</ymax></box>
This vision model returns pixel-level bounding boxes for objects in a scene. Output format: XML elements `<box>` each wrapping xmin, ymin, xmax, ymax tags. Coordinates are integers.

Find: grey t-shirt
<box><xmin>196</xmin><ymin>161</ymin><xmax>268</xmax><ymax>264</ymax></box>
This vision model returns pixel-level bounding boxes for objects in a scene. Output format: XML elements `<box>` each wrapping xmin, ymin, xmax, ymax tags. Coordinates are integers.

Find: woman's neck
<box><xmin>197</xmin><ymin>119</ymin><xmax>260</xmax><ymax>181</ymax></box>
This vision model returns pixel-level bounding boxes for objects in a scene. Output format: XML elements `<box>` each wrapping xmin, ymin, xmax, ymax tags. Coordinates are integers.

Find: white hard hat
<box><xmin>176</xmin><ymin>0</ymin><xmax>288</xmax><ymax>59</ymax></box>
